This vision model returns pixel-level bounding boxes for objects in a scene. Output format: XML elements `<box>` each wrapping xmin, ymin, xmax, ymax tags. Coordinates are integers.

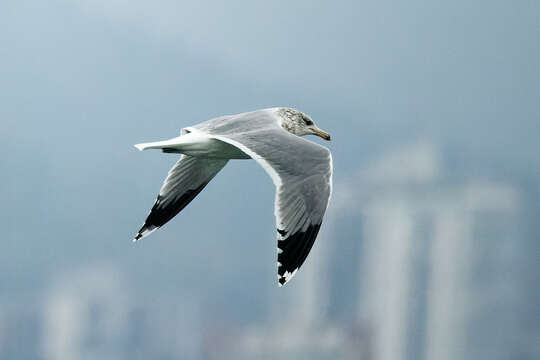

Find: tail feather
<box><xmin>134</xmin><ymin>143</ymin><xmax>148</xmax><ymax>151</ymax></box>
<box><xmin>134</xmin><ymin>136</ymin><xmax>184</xmax><ymax>152</ymax></box>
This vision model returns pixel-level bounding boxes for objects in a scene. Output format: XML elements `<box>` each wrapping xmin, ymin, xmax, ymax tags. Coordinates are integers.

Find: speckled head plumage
<box><xmin>277</xmin><ymin>108</ymin><xmax>331</xmax><ymax>141</ymax></box>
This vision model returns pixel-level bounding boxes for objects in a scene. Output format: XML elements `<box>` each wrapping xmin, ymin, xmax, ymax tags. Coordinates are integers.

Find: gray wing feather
<box><xmin>187</xmin><ymin>109</ymin><xmax>332</xmax><ymax>286</ymax></box>
<box><xmin>134</xmin><ymin>156</ymin><xmax>228</xmax><ymax>241</ymax></box>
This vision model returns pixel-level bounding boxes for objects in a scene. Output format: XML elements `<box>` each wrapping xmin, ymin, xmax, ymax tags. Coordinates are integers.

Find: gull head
<box><xmin>277</xmin><ymin>108</ymin><xmax>331</xmax><ymax>141</ymax></box>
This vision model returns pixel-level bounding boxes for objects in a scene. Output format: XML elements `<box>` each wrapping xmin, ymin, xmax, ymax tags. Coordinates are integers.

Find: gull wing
<box><xmin>187</xmin><ymin>109</ymin><xmax>333</xmax><ymax>286</ymax></box>
<box><xmin>134</xmin><ymin>156</ymin><xmax>228</xmax><ymax>241</ymax></box>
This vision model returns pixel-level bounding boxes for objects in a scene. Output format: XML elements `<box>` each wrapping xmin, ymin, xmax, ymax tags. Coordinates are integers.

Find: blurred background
<box><xmin>1</xmin><ymin>0</ymin><xmax>539</xmax><ymax>359</ymax></box>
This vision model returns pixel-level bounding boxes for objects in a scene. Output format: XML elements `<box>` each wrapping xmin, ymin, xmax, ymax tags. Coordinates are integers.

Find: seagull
<box><xmin>134</xmin><ymin>108</ymin><xmax>332</xmax><ymax>286</ymax></box>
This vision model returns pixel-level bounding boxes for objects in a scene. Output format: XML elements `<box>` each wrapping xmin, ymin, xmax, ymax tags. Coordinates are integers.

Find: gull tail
<box><xmin>134</xmin><ymin>136</ymin><xmax>184</xmax><ymax>151</ymax></box>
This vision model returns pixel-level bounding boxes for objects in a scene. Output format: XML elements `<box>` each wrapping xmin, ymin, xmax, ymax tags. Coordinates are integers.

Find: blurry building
<box><xmin>219</xmin><ymin>141</ymin><xmax>532</xmax><ymax>360</ymax></box>
<box><xmin>39</xmin><ymin>264</ymin><xmax>202</xmax><ymax>360</ymax></box>
<box><xmin>329</xmin><ymin>141</ymin><xmax>524</xmax><ymax>360</ymax></box>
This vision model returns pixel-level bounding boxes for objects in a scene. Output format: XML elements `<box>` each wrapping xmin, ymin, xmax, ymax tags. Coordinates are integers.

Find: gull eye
<box><xmin>304</xmin><ymin>118</ymin><xmax>313</xmax><ymax>126</ymax></box>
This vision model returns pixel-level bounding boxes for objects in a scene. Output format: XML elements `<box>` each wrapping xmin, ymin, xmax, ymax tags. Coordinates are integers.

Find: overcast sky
<box><xmin>1</xmin><ymin>0</ymin><xmax>539</xmax><ymax>314</ymax></box>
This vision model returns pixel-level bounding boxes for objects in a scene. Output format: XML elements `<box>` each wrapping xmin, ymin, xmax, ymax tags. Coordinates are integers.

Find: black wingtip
<box><xmin>277</xmin><ymin>228</ymin><xmax>288</xmax><ymax>237</ymax></box>
<box><xmin>133</xmin><ymin>223</ymin><xmax>158</xmax><ymax>242</ymax></box>
<box><xmin>277</xmin><ymin>223</ymin><xmax>321</xmax><ymax>286</ymax></box>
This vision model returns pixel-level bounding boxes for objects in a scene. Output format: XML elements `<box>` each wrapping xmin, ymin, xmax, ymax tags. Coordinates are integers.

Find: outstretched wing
<box><xmin>134</xmin><ymin>156</ymin><xmax>228</xmax><ymax>241</ymax></box>
<box><xmin>187</xmin><ymin>109</ymin><xmax>332</xmax><ymax>286</ymax></box>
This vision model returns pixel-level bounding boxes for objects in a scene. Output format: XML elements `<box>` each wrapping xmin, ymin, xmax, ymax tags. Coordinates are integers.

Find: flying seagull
<box><xmin>134</xmin><ymin>108</ymin><xmax>332</xmax><ymax>286</ymax></box>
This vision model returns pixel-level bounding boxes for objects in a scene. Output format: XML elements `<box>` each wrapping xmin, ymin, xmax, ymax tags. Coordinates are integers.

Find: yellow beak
<box><xmin>311</xmin><ymin>127</ymin><xmax>331</xmax><ymax>141</ymax></box>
